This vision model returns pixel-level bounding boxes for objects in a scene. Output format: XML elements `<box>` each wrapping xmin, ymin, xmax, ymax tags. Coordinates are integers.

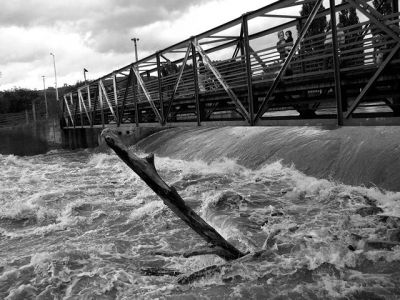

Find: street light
<box><xmin>83</xmin><ymin>68</ymin><xmax>88</xmax><ymax>84</ymax></box>
<box><xmin>50</xmin><ymin>53</ymin><xmax>59</xmax><ymax>101</ymax></box>
<box><xmin>131</xmin><ymin>37</ymin><xmax>139</xmax><ymax>62</ymax></box>
<box><xmin>42</xmin><ymin>76</ymin><xmax>48</xmax><ymax>119</ymax></box>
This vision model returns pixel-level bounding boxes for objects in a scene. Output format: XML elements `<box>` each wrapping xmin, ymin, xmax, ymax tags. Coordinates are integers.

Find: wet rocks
<box><xmin>387</xmin><ymin>229</ymin><xmax>400</xmax><ymax>242</ymax></box>
<box><xmin>362</xmin><ymin>195</ymin><xmax>378</xmax><ymax>207</ymax></box>
<box><xmin>270</xmin><ymin>211</ymin><xmax>284</xmax><ymax>217</ymax></box>
<box><xmin>355</xmin><ymin>206</ymin><xmax>383</xmax><ymax>217</ymax></box>
<box><xmin>70</xmin><ymin>203</ymin><xmax>95</xmax><ymax>216</ymax></box>
<box><xmin>213</xmin><ymin>191</ymin><xmax>246</xmax><ymax>210</ymax></box>
<box><xmin>378</xmin><ymin>215</ymin><xmax>400</xmax><ymax>228</ymax></box>
<box><xmin>0</xmin><ymin>213</ymin><xmax>38</xmax><ymax>229</ymax></box>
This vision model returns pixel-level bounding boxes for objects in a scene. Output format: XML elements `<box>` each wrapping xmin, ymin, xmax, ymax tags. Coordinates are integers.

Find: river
<box><xmin>0</xmin><ymin>126</ymin><xmax>399</xmax><ymax>299</ymax></box>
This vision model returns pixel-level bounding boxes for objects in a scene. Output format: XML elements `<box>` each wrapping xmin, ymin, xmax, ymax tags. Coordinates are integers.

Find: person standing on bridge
<box><xmin>285</xmin><ymin>30</ymin><xmax>294</xmax><ymax>56</ymax></box>
<box><xmin>276</xmin><ymin>31</ymin><xmax>286</xmax><ymax>61</ymax></box>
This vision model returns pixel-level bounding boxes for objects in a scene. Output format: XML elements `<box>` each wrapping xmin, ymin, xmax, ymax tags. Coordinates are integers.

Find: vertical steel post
<box><xmin>239</xmin><ymin>26</ymin><xmax>245</xmax><ymax>58</ymax></box>
<box><xmin>242</xmin><ymin>14</ymin><xmax>255</xmax><ymax>125</ymax></box>
<box><xmin>113</xmin><ymin>73</ymin><xmax>120</xmax><ymax>126</ymax></box>
<box><xmin>73</xmin><ymin>94</ymin><xmax>79</xmax><ymax>128</ymax></box>
<box><xmin>330</xmin><ymin>0</ymin><xmax>343</xmax><ymax>126</ymax></box>
<box><xmin>156</xmin><ymin>52</ymin><xmax>165</xmax><ymax>125</ymax></box>
<box><xmin>99</xmin><ymin>84</ymin><xmax>105</xmax><ymax>128</ymax></box>
<box><xmin>91</xmin><ymin>85</ymin><xmax>97</xmax><ymax>127</ymax></box>
<box><xmin>119</xmin><ymin>69</ymin><xmax>133</xmax><ymax>125</ymax></box>
<box><xmin>79</xmin><ymin>92</ymin><xmax>83</xmax><ymax>127</ymax></box>
<box><xmin>191</xmin><ymin>38</ymin><xmax>201</xmax><ymax>126</ymax></box>
<box><xmin>131</xmin><ymin>68</ymin><xmax>139</xmax><ymax>126</ymax></box>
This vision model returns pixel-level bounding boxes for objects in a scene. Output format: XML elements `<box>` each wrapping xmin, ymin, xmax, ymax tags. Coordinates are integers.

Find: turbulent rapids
<box><xmin>0</xmin><ymin>126</ymin><xmax>400</xmax><ymax>299</ymax></box>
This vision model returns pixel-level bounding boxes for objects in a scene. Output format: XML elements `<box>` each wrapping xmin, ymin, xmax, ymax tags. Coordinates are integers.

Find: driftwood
<box><xmin>140</xmin><ymin>267</ymin><xmax>182</xmax><ymax>277</ymax></box>
<box><xmin>101</xmin><ymin>128</ymin><xmax>244</xmax><ymax>261</ymax></box>
<box><xmin>151</xmin><ymin>245</ymin><xmax>232</xmax><ymax>258</ymax></box>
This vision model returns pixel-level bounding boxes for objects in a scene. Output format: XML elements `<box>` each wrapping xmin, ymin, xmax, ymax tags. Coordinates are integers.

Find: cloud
<box><xmin>0</xmin><ymin>0</ymin><xmax>210</xmax><ymax>54</ymax></box>
<box><xmin>0</xmin><ymin>0</ymin><xmax>305</xmax><ymax>90</ymax></box>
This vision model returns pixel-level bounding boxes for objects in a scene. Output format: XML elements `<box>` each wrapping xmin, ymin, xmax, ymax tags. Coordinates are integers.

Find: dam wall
<box><xmin>0</xmin><ymin>119</ymin><xmax>167</xmax><ymax>156</ymax></box>
<box><xmin>0</xmin><ymin>119</ymin><xmax>61</xmax><ymax>156</ymax></box>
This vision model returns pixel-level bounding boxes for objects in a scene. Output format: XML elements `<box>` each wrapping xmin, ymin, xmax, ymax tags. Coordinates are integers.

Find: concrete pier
<box><xmin>61</xmin><ymin>126</ymin><xmax>169</xmax><ymax>150</ymax></box>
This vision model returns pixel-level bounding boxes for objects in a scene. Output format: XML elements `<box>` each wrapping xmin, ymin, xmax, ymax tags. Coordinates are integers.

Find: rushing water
<box><xmin>1</xmin><ymin>127</ymin><xmax>400</xmax><ymax>299</ymax></box>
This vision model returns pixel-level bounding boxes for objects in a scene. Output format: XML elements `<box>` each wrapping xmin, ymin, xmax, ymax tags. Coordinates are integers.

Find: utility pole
<box><xmin>131</xmin><ymin>38</ymin><xmax>140</xmax><ymax>62</ymax></box>
<box><xmin>42</xmin><ymin>75</ymin><xmax>48</xmax><ymax>119</ymax></box>
<box><xmin>50</xmin><ymin>53</ymin><xmax>59</xmax><ymax>101</ymax></box>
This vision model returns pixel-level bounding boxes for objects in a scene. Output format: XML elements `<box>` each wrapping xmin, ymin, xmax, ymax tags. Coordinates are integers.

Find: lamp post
<box><xmin>42</xmin><ymin>75</ymin><xmax>48</xmax><ymax>119</ymax></box>
<box><xmin>50</xmin><ymin>53</ymin><xmax>59</xmax><ymax>101</ymax></box>
<box><xmin>131</xmin><ymin>38</ymin><xmax>139</xmax><ymax>62</ymax></box>
<box><xmin>83</xmin><ymin>68</ymin><xmax>88</xmax><ymax>84</ymax></box>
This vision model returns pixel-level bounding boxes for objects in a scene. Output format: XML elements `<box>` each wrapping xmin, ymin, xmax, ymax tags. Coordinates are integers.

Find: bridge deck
<box><xmin>61</xmin><ymin>0</ymin><xmax>400</xmax><ymax>129</ymax></box>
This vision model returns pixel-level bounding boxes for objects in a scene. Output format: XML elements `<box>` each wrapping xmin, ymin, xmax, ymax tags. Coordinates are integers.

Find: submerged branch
<box><xmin>150</xmin><ymin>246</ymin><xmax>229</xmax><ymax>258</ymax></box>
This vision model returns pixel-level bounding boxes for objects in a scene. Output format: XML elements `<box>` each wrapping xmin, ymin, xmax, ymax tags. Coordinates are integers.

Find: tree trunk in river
<box><xmin>101</xmin><ymin>128</ymin><xmax>245</xmax><ymax>261</ymax></box>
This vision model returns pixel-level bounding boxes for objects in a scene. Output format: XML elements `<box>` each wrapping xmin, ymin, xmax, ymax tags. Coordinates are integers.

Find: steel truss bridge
<box><xmin>61</xmin><ymin>0</ymin><xmax>400</xmax><ymax>129</ymax></box>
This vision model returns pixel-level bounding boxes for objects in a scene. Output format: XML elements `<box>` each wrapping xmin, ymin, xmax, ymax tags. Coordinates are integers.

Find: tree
<box><xmin>339</xmin><ymin>3</ymin><xmax>359</xmax><ymax>28</ymax></box>
<box><xmin>373</xmin><ymin>0</ymin><xmax>393</xmax><ymax>15</ymax></box>
<box><xmin>0</xmin><ymin>89</ymin><xmax>41</xmax><ymax>114</ymax></box>
<box><xmin>296</xmin><ymin>1</ymin><xmax>327</xmax><ymax>53</ymax></box>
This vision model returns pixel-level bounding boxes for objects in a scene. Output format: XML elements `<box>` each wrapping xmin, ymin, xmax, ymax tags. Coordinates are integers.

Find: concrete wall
<box><xmin>62</xmin><ymin>126</ymin><xmax>169</xmax><ymax>150</ymax></box>
<box><xmin>0</xmin><ymin>118</ymin><xmax>166</xmax><ymax>156</ymax></box>
<box><xmin>0</xmin><ymin>119</ymin><xmax>62</xmax><ymax>156</ymax></box>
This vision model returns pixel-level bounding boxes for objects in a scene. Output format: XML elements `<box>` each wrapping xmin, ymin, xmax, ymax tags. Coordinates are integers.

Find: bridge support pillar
<box><xmin>330</xmin><ymin>0</ymin><xmax>343</xmax><ymax>126</ymax></box>
<box><xmin>191</xmin><ymin>38</ymin><xmax>201</xmax><ymax>126</ymax></box>
<box><xmin>242</xmin><ymin>14</ymin><xmax>255</xmax><ymax>125</ymax></box>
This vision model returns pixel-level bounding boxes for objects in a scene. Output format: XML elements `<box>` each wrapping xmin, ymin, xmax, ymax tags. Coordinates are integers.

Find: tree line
<box><xmin>0</xmin><ymin>79</ymin><xmax>88</xmax><ymax>116</ymax></box>
<box><xmin>297</xmin><ymin>0</ymin><xmax>393</xmax><ymax>44</ymax></box>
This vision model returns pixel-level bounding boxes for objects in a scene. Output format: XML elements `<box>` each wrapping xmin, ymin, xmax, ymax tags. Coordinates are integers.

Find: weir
<box><xmin>60</xmin><ymin>0</ymin><xmax>400</xmax><ymax>141</ymax></box>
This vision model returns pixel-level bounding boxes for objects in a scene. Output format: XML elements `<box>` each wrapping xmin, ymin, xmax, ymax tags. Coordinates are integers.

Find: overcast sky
<box><xmin>0</xmin><ymin>0</ymin><xmax>334</xmax><ymax>91</ymax></box>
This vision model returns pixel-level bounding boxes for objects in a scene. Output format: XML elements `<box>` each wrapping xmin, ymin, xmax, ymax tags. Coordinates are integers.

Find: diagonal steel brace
<box><xmin>99</xmin><ymin>80</ymin><xmax>117</xmax><ymax>119</ymax></box>
<box><xmin>347</xmin><ymin>0</ymin><xmax>400</xmax><ymax>43</ymax></box>
<box><xmin>345</xmin><ymin>42</ymin><xmax>400</xmax><ymax>118</ymax></box>
<box><xmin>63</xmin><ymin>94</ymin><xmax>74</xmax><ymax>126</ymax></box>
<box><xmin>344</xmin><ymin>0</ymin><xmax>400</xmax><ymax>118</ymax></box>
<box><xmin>78</xmin><ymin>89</ymin><xmax>92</xmax><ymax>125</ymax></box>
<box><xmin>165</xmin><ymin>43</ymin><xmax>191</xmax><ymax>120</ymax></box>
<box><xmin>193</xmin><ymin>40</ymin><xmax>250</xmax><ymax>122</ymax></box>
<box><xmin>132</xmin><ymin>66</ymin><xmax>163</xmax><ymax>123</ymax></box>
<box><xmin>254</xmin><ymin>0</ymin><xmax>323</xmax><ymax>124</ymax></box>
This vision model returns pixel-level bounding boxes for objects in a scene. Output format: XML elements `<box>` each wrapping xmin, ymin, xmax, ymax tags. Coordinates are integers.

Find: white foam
<box><xmin>128</xmin><ymin>201</ymin><xmax>165</xmax><ymax>221</ymax></box>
